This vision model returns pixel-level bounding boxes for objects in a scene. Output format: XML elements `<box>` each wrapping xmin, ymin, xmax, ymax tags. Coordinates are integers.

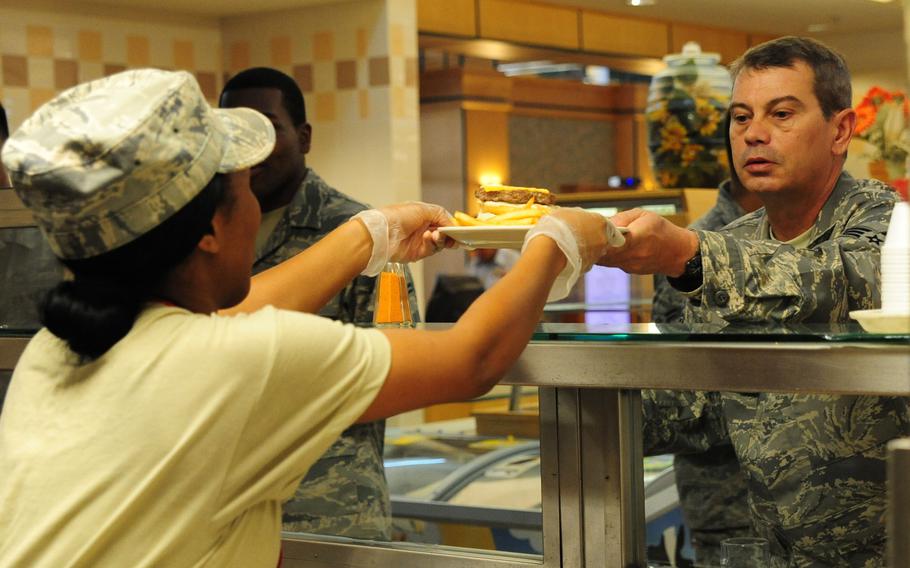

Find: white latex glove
<box><xmin>353</xmin><ymin>201</ymin><xmax>453</xmax><ymax>276</ymax></box>
<box><xmin>522</xmin><ymin>207</ymin><xmax>625</xmax><ymax>301</ymax></box>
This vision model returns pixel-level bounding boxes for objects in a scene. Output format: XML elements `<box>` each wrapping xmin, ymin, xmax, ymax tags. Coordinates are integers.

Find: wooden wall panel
<box><xmin>417</xmin><ymin>0</ymin><xmax>477</xmax><ymax>37</ymax></box>
<box><xmin>748</xmin><ymin>33</ymin><xmax>778</xmax><ymax>48</ymax></box>
<box><xmin>613</xmin><ymin>118</ymin><xmax>636</xmax><ymax>180</ymax></box>
<box><xmin>683</xmin><ymin>188</ymin><xmax>719</xmax><ymax>223</ymax></box>
<box><xmin>581</xmin><ymin>11</ymin><xmax>669</xmax><ymax>58</ymax></box>
<box><xmin>419</xmin><ymin>68</ymin><xmax>512</xmax><ymax>102</ymax></box>
<box><xmin>479</xmin><ymin>0</ymin><xmax>580</xmax><ymax>50</ymax></box>
<box><xmin>670</xmin><ymin>23</ymin><xmax>750</xmax><ymax>64</ymax></box>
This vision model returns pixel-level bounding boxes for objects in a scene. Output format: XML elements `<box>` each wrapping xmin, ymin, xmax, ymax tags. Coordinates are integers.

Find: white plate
<box><xmin>849</xmin><ymin>309</ymin><xmax>910</xmax><ymax>333</ymax></box>
<box><xmin>439</xmin><ymin>225</ymin><xmax>628</xmax><ymax>250</ymax></box>
<box><xmin>439</xmin><ymin>226</ymin><xmax>530</xmax><ymax>249</ymax></box>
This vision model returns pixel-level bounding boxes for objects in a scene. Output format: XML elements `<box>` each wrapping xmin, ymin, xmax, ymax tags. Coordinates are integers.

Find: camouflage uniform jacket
<box><xmin>253</xmin><ymin>169</ymin><xmax>418</xmax><ymax>541</ymax></box>
<box><xmin>644</xmin><ymin>173</ymin><xmax>909</xmax><ymax>567</ymax></box>
<box><xmin>649</xmin><ymin>179</ymin><xmax>752</xmax><ymax>566</ymax></box>
<box><xmin>651</xmin><ymin>179</ymin><xmax>748</xmax><ymax>324</ymax></box>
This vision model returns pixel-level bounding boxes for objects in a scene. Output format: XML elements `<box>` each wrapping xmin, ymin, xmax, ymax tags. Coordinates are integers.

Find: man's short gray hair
<box><xmin>729</xmin><ymin>36</ymin><xmax>851</xmax><ymax>120</ymax></box>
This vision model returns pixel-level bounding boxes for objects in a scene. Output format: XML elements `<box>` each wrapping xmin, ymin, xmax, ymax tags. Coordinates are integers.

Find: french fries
<box><xmin>453</xmin><ymin>211</ymin><xmax>486</xmax><ymax>226</ymax></box>
<box><xmin>453</xmin><ymin>197</ymin><xmax>551</xmax><ymax>226</ymax></box>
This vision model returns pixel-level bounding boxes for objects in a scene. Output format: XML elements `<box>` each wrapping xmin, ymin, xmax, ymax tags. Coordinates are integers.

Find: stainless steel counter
<box><xmin>2</xmin><ymin>323</ymin><xmax>909</xmax><ymax>567</ymax></box>
<box><xmin>280</xmin><ymin>323</ymin><xmax>910</xmax><ymax>568</ymax></box>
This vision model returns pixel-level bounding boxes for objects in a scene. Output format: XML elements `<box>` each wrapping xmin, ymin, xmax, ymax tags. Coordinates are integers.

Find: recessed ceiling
<box><xmin>541</xmin><ymin>0</ymin><xmax>904</xmax><ymax>35</ymax></box>
<box><xmin>81</xmin><ymin>0</ymin><xmax>350</xmax><ymax>17</ymax></box>
<box><xmin>53</xmin><ymin>0</ymin><xmax>906</xmax><ymax>35</ymax></box>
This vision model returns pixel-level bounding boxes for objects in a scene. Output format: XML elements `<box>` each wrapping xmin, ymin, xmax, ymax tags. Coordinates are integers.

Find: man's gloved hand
<box><xmin>353</xmin><ymin>202</ymin><xmax>454</xmax><ymax>276</ymax></box>
<box><xmin>522</xmin><ymin>207</ymin><xmax>625</xmax><ymax>301</ymax></box>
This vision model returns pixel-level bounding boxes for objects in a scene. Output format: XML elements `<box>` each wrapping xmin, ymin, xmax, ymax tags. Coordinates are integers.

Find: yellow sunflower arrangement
<box><xmin>647</xmin><ymin>93</ymin><xmax>729</xmax><ymax>188</ymax></box>
<box><xmin>646</xmin><ymin>43</ymin><xmax>732</xmax><ymax>189</ymax></box>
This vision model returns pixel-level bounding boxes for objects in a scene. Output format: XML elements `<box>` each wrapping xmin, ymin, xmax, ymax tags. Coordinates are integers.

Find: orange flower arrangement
<box><xmin>854</xmin><ymin>86</ymin><xmax>908</xmax><ymax>180</ymax></box>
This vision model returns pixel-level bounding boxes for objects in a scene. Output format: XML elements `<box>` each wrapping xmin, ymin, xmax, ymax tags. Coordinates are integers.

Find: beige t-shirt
<box><xmin>0</xmin><ymin>305</ymin><xmax>390</xmax><ymax>568</ymax></box>
<box><xmin>765</xmin><ymin>219</ymin><xmax>815</xmax><ymax>249</ymax></box>
<box><xmin>255</xmin><ymin>205</ymin><xmax>288</xmax><ymax>255</ymax></box>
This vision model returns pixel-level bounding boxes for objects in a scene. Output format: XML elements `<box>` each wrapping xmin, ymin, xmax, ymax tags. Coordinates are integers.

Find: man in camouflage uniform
<box><xmin>651</xmin><ymin>112</ymin><xmax>763</xmax><ymax>324</ymax></box>
<box><xmin>650</xmin><ymin>160</ymin><xmax>761</xmax><ymax>564</ymax></box>
<box><xmin>601</xmin><ymin>37</ymin><xmax>908</xmax><ymax>566</ymax></box>
<box><xmin>221</xmin><ymin>68</ymin><xmax>418</xmax><ymax>540</ymax></box>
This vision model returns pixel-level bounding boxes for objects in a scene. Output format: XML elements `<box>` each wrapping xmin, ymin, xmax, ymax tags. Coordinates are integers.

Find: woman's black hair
<box><xmin>40</xmin><ymin>174</ymin><xmax>228</xmax><ymax>361</ymax></box>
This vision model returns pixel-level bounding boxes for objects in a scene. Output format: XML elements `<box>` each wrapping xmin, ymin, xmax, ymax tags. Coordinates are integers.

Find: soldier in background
<box><xmin>599</xmin><ymin>36</ymin><xmax>907</xmax><ymax>566</ymax></box>
<box><xmin>648</xmin><ymin>117</ymin><xmax>761</xmax><ymax>566</ymax></box>
<box><xmin>0</xmin><ymin>103</ymin><xmax>10</xmax><ymax>188</ymax></box>
<box><xmin>0</xmin><ymin>104</ymin><xmax>64</xmax><ymax>335</ymax></box>
<box><xmin>220</xmin><ymin>68</ymin><xmax>418</xmax><ymax>540</ymax></box>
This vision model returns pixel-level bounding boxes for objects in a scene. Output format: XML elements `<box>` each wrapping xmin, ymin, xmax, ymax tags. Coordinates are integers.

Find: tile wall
<box><xmin>0</xmin><ymin>0</ymin><xmax>426</xmax><ymax>305</ymax></box>
<box><xmin>221</xmin><ymin>0</ymin><xmax>421</xmax><ymax>208</ymax></box>
<box><xmin>0</xmin><ymin>4</ymin><xmax>222</xmax><ymax>131</ymax></box>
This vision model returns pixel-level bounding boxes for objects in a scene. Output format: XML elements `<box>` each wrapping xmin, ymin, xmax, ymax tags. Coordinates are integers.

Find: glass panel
<box><xmin>344</xmin><ymin>386</ymin><xmax>545</xmax><ymax>559</ymax></box>
<box><xmin>396</xmin><ymin>322</ymin><xmax>910</xmax><ymax>344</ymax></box>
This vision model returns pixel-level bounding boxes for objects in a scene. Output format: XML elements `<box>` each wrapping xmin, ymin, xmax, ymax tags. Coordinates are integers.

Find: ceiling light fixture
<box><xmin>865</xmin><ymin>0</ymin><xmax>894</xmax><ymax>3</ymax></box>
<box><xmin>627</xmin><ymin>0</ymin><xmax>657</xmax><ymax>6</ymax></box>
<box><xmin>496</xmin><ymin>61</ymin><xmax>584</xmax><ymax>77</ymax></box>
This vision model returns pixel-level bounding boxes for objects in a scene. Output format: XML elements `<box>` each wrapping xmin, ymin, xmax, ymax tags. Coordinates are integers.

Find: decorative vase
<box><xmin>647</xmin><ymin>42</ymin><xmax>732</xmax><ymax>189</ymax></box>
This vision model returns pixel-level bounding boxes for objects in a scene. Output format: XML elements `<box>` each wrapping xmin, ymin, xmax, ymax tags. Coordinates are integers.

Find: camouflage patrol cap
<box><xmin>0</xmin><ymin>69</ymin><xmax>275</xmax><ymax>259</ymax></box>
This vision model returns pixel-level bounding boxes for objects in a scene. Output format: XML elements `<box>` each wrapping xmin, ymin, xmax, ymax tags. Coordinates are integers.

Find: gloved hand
<box><xmin>353</xmin><ymin>201</ymin><xmax>454</xmax><ymax>276</ymax></box>
<box><xmin>522</xmin><ymin>207</ymin><xmax>625</xmax><ymax>301</ymax></box>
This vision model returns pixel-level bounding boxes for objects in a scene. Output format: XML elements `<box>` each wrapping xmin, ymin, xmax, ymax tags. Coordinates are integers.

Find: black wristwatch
<box><xmin>668</xmin><ymin>249</ymin><xmax>703</xmax><ymax>292</ymax></box>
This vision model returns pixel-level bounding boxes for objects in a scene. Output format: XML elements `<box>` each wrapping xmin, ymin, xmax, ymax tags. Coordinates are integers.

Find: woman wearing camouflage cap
<box><xmin>0</xmin><ymin>69</ymin><xmax>620</xmax><ymax>567</ymax></box>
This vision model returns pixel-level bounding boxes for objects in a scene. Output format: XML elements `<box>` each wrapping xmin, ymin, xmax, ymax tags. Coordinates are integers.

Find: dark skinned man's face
<box><xmin>220</xmin><ymin>88</ymin><xmax>311</xmax><ymax>212</ymax></box>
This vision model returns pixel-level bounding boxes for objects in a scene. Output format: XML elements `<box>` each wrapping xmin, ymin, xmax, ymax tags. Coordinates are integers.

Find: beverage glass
<box><xmin>372</xmin><ymin>262</ymin><xmax>414</xmax><ymax>328</ymax></box>
<box><xmin>720</xmin><ymin>537</ymin><xmax>770</xmax><ymax>567</ymax></box>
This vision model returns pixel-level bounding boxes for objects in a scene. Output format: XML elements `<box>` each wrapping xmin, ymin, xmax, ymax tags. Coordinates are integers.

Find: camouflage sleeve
<box><xmin>687</xmin><ymin>193</ymin><xmax>895</xmax><ymax>324</ymax></box>
<box><xmin>403</xmin><ymin>265</ymin><xmax>421</xmax><ymax>323</ymax></box>
<box><xmin>642</xmin><ymin>389</ymin><xmax>730</xmax><ymax>456</ymax></box>
<box><xmin>651</xmin><ymin>274</ymin><xmax>686</xmax><ymax>324</ymax></box>
<box><xmin>348</xmin><ymin>275</ymin><xmax>377</xmax><ymax>324</ymax></box>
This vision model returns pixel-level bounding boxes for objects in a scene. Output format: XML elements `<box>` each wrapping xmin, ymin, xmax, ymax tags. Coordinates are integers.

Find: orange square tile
<box><xmin>27</xmin><ymin>26</ymin><xmax>54</xmax><ymax>57</ymax></box>
<box><xmin>126</xmin><ymin>36</ymin><xmax>150</xmax><ymax>67</ymax></box>
<box><xmin>78</xmin><ymin>30</ymin><xmax>102</xmax><ymax>61</ymax></box>
<box><xmin>195</xmin><ymin>72</ymin><xmax>216</xmax><ymax>99</ymax></box>
<box><xmin>230</xmin><ymin>41</ymin><xmax>251</xmax><ymax>71</ymax></box>
<box><xmin>336</xmin><ymin>60</ymin><xmax>356</xmax><ymax>90</ymax></box>
<box><xmin>104</xmin><ymin>64</ymin><xmax>126</xmax><ymax>77</ymax></box>
<box><xmin>270</xmin><ymin>36</ymin><xmax>292</xmax><ymax>67</ymax></box>
<box><xmin>2</xmin><ymin>55</ymin><xmax>28</xmax><ymax>87</ymax></box>
<box><xmin>314</xmin><ymin>32</ymin><xmax>333</xmax><ymax>62</ymax></box>
<box><xmin>390</xmin><ymin>24</ymin><xmax>405</xmax><ymax>58</ymax></box>
<box><xmin>315</xmin><ymin>92</ymin><xmax>335</xmax><ymax>121</ymax></box>
<box><xmin>30</xmin><ymin>88</ymin><xmax>56</xmax><ymax>112</ymax></box>
<box><xmin>54</xmin><ymin>59</ymin><xmax>79</xmax><ymax>89</ymax></box>
<box><xmin>293</xmin><ymin>64</ymin><xmax>313</xmax><ymax>93</ymax></box>
<box><xmin>356</xmin><ymin>29</ymin><xmax>368</xmax><ymax>58</ymax></box>
<box><xmin>173</xmin><ymin>40</ymin><xmax>194</xmax><ymax>70</ymax></box>
<box><xmin>358</xmin><ymin>89</ymin><xmax>369</xmax><ymax>119</ymax></box>
<box><xmin>369</xmin><ymin>57</ymin><xmax>389</xmax><ymax>87</ymax></box>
